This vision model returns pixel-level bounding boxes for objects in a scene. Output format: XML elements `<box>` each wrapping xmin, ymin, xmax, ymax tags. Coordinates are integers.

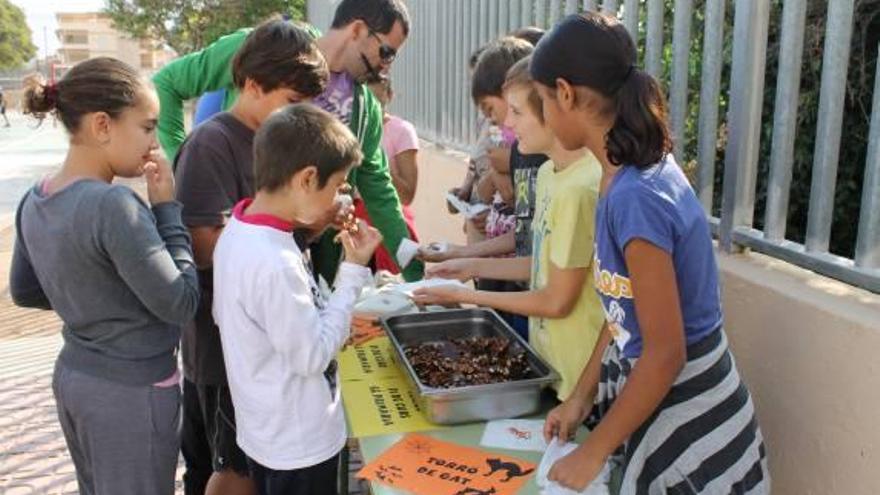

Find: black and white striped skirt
<box><xmin>587</xmin><ymin>329</ymin><xmax>770</xmax><ymax>494</ymax></box>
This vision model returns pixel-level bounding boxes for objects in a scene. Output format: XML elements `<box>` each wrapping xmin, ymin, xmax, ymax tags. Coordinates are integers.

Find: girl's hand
<box><xmin>411</xmin><ymin>285</ymin><xmax>472</xmax><ymax>306</ymax></box>
<box><xmin>548</xmin><ymin>445</ymin><xmax>606</xmax><ymax>492</ymax></box>
<box><xmin>338</xmin><ymin>220</ymin><xmax>382</xmax><ymax>266</ymax></box>
<box><xmin>142</xmin><ymin>151</ymin><xmax>175</xmax><ymax>205</ymax></box>
<box><xmin>543</xmin><ymin>398</ymin><xmax>589</xmax><ymax>443</ymax></box>
<box><xmin>424</xmin><ymin>258</ymin><xmax>475</xmax><ymax>282</ymax></box>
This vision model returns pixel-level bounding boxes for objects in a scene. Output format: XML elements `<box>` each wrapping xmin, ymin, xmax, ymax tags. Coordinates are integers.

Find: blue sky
<box><xmin>11</xmin><ymin>0</ymin><xmax>105</xmax><ymax>57</ymax></box>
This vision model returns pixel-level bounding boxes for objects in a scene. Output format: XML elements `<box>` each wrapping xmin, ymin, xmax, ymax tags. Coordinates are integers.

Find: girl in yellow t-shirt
<box><xmin>413</xmin><ymin>57</ymin><xmax>604</xmax><ymax>401</ymax></box>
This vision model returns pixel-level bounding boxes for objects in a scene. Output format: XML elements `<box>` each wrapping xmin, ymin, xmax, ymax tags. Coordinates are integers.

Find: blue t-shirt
<box><xmin>593</xmin><ymin>156</ymin><xmax>722</xmax><ymax>358</ymax></box>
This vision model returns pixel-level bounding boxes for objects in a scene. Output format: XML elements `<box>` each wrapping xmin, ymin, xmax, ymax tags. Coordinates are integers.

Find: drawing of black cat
<box><xmin>454</xmin><ymin>487</ymin><xmax>496</xmax><ymax>495</ymax></box>
<box><xmin>484</xmin><ymin>458</ymin><xmax>534</xmax><ymax>482</ymax></box>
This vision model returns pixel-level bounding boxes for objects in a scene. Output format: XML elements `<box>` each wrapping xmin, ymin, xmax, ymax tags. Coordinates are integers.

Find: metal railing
<box><xmin>306</xmin><ymin>0</ymin><xmax>880</xmax><ymax>293</ymax></box>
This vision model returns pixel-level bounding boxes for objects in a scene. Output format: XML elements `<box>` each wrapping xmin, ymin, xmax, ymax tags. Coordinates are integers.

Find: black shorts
<box><xmin>247</xmin><ymin>452</ymin><xmax>341</xmax><ymax>495</ymax></box>
<box><xmin>181</xmin><ymin>378</ymin><xmax>249</xmax><ymax>477</ymax></box>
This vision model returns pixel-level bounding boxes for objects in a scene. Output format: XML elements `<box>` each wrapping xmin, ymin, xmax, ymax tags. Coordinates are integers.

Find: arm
<box><xmin>390</xmin><ymin>149</ymin><xmax>418</xmax><ymax>205</ymax></box>
<box><xmin>153</xmin><ymin>29</ymin><xmax>248</xmax><ymax>160</ymax></box>
<box><xmin>355</xmin><ymin>89</ymin><xmax>423</xmax><ymax>280</ymax></box>
<box><xmin>426</xmin><ymin>256</ymin><xmax>530</xmax><ymax>282</ymax></box>
<box><xmin>573</xmin><ymin>240</ymin><xmax>686</xmax><ymax>460</ymax></box>
<box><xmin>9</xmin><ymin>197</ymin><xmax>51</xmax><ymax>309</ymax></box>
<box><xmin>173</xmin><ymin>134</ymin><xmax>238</xmax><ymax>268</ymax></box>
<box><xmin>488</xmin><ymin>147</ymin><xmax>512</xmax><ymax>174</ymax></box>
<box><xmin>420</xmin><ymin>231</ymin><xmax>515</xmax><ymax>262</ymax></box>
<box><xmin>259</xmin><ymin>262</ymin><xmax>371</xmax><ymax>375</ymax></box>
<box><xmin>465</xmin><ymin>262</ymin><xmax>587</xmax><ymax>318</ymax></box>
<box><xmin>99</xmin><ymin>189</ymin><xmax>200</xmax><ymax>326</ymax></box>
<box><xmin>190</xmin><ymin>226</ymin><xmax>224</xmax><ymax>269</ymax></box>
<box><xmin>543</xmin><ymin>323</ymin><xmax>612</xmax><ymax>442</ymax></box>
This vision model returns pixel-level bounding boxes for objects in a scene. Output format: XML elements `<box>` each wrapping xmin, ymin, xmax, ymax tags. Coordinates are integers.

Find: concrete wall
<box><xmin>414</xmin><ymin>144</ymin><xmax>880</xmax><ymax>494</ymax></box>
<box><xmin>719</xmin><ymin>251</ymin><xmax>880</xmax><ymax>494</ymax></box>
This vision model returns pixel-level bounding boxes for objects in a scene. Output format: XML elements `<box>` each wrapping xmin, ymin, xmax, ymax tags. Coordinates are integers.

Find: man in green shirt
<box><xmin>153</xmin><ymin>0</ymin><xmax>423</xmax><ymax>282</ymax></box>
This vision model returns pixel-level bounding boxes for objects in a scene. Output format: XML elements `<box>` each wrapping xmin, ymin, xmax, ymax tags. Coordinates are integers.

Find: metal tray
<box><xmin>381</xmin><ymin>308</ymin><xmax>559</xmax><ymax>425</ymax></box>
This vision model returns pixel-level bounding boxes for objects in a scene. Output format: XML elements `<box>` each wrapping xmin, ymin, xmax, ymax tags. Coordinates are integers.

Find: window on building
<box><xmin>63</xmin><ymin>31</ymin><xmax>89</xmax><ymax>45</ymax></box>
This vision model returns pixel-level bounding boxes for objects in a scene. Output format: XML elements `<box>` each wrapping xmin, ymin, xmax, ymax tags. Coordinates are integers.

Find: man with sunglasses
<box><xmin>153</xmin><ymin>0</ymin><xmax>418</xmax><ymax>281</ymax></box>
<box><xmin>152</xmin><ymin>2</ymin><xmax>417</xmax><ymax>495</ymax></box>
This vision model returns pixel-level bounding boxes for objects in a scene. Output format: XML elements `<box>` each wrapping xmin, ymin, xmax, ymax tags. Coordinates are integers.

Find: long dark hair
<box><xmin>530</xmin><ymin>13</ymin><xmax>672</xmax><ymax>167</ymax></box>
<box><xmin>23</xmin><ymin>57</ymin><xmax>143</xmax><ymax>133</ymax></box>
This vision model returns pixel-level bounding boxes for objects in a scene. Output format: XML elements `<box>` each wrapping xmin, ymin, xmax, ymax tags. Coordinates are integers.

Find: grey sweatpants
<box><xmin>52</xmin><ymin>361</ymin><xmax>181</xmax><ymax>495</ymax></box>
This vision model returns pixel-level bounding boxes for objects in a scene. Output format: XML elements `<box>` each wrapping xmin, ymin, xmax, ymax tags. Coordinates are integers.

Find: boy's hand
<box><xmin>337</xmin><ymin>220</ymin><xmax>382</xmax><ymax>266</ymax></box>
<box><xmin>142</xmin><ymin>150</ymin><xmax>175</xmax><ymax>205</ymax></box>
<box><xmin>411</xmin><ymin>285</ymin><xmax>472</xmax><ymax>306</ymax></box>
<box><xmin>424</xmin><ymin>258</ymin><xmax>475</xmax><ymax>282</ymax></box>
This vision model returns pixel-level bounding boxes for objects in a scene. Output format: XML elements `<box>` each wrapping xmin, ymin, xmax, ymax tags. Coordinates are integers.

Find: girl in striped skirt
<box><xmin>530</xmin><ymin>12</ymin><xmax>770</xmax><ymax>494</ymax></box>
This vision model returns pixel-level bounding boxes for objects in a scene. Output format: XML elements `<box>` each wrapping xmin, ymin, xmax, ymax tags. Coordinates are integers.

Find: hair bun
<box><xmin>23</xmin><ymin>76</ymin><xmax>59</xmax><ymax>118</ymax></box>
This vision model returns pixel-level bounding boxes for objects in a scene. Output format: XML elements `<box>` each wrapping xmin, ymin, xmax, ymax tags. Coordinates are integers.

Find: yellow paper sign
<box><xmin>339</xmin><ymin>337</ymin><xmax>401</xmax><ymax>381</ymax></box>
<box><xmin>342</xmin><ymin>375</ymin><xmax>440</xmax><ymax>438</ymax></box>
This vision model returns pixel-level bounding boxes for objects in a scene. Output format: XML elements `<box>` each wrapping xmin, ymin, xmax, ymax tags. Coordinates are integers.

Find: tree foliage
<box><xmin>641</xmin><ymin>0</ymin><xmax>880</xmax><ymax>258</ymax></box>
<box><xmin>104</xmin><ymin>0</ymin><xmax>306</xmax><ymax>55</ymax></box>
<box><xmin>0</xmin><ymin>0</ymin><xmax>37</xmax><ymax>70</ymax></box>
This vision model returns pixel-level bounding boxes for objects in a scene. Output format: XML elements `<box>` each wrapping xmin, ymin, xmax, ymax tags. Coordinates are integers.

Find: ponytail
<box><xmin>531</xmin><ymin>12</ymin><xmax>674</xmax><ymax>167</ymax></box>
<box><xmin>606</xmin><ymin>69</ymin><xmax>672</xmax><ymax>167</ymax></box>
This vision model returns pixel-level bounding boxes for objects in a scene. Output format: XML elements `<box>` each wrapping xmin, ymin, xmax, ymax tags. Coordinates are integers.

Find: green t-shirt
<box><xmin>529</xmin><ymin>155</ymin><xmax>605</xmax><ymax>400</ymax></box>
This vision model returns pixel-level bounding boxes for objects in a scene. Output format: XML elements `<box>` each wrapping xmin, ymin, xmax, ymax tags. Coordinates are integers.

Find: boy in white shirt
<box><xmin>212</xmin><ymin>103</ymin><xmax>382</xmax><ymax>495</ymax></box>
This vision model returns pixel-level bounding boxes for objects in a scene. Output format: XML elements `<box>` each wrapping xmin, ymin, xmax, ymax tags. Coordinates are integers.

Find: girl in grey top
<box><xmin>10</xmin><ymin>57</ymin><xmax>199</xmax><ymax>495</ymax></box>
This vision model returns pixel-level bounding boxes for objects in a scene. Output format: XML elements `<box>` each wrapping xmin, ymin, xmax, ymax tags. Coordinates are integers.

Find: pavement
<box><xmin>0</xmin><ymin>111</ymin><xmax>467</xmax><ymax>494</ymax></box>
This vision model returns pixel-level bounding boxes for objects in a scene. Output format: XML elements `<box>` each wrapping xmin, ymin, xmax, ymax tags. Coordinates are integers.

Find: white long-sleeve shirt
<box><xmin>212</xmin><ymin>202</ymin><xmax>370</xmax><ymax>470</ymax></box>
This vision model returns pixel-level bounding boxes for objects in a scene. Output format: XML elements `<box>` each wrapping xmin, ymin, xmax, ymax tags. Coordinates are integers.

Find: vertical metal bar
<box><xmin>565</xmin><ymin>0</ymin><xmax>579</xmax><ymax>15</ymax></box>
<box><xmin>490</xmin><ymin>0</ymin><xmax>499</xmax><ymax>37</ymax></box>
<box><xmin>719</xmin><ymin>0</ymin><xmax>770</xmax><ymax>251</ymax></box>
<box><xmin>440</xmin><ymin>2</ymin><xmax>450</xmax><ymax>141</ymax></box>
<box><xmin>623</xmin><ymin>0</ymin><xmax>639</xmax><ymax>38</ymax></box>
<box><xmin>511</xmin><ymin>0</ymin><xmax>522</xmax><ymax>30</ymax></box>
<box><xmin>696</xmin><ymin>0</ymin><xmax>726</xmax><ymax>210</ymax></box>
<box><xmin>536</xmin><ymin>0</ymin><xmax>547</xmax><ymax>28</ymax></box>
<box><xmin>422</xmin><ymin>2</ymin><xmax>443</xmax><ymax>141</ymax></box>
<box><xmin>645</xmin><ymin>0</ymin><xmax>663</xmax><ymax>78</ymax></box>
<box><xmin>549</xmin><ymin>0</ymin><xmax>561</xmax><ymax>26</ymax></box>
<box><xmin>480</xmin><ymin>0</ymin><xmax>490</xmax><ymax>44</ymax></box>
<box><xmin>500</xmin><ymin>0</ymin><xmax>511</xmax><ymax>36</ymax></box>
<box><xmin>669</xmin><ymin>0</ymin><xmax>693</xmax><ymax>159</ymax></box>
<box><xmin>453</xmin><ymin>0</ymin><xmax>463</xmax><ymax>145</ymax></box>
<box><xmin>522</xmin><ymin>0</ymin><xmax>533</xmax><ymax>26</ymax></box>
<box><xmin>855</xmin><ymin>43</ymin><xmax>880</xmax><ymax>269</ymax></box>
<box><xmin>764</xmin><ymin>0</ymin><xmax>808</xmax><ymax>241</ymax></box>
<box><xmin>584</xmin><ymin>0</ymin><xmax>598</xmax><ymax>12</ymax></box>
<box><xmin>468</xmin><ymin>0</ymin><xmax>479</xmax><ymax>146</ymax></box>
<box><xmin>805</xmin><ymin>0</ymin><xmax>855</xmax><ymax>253</ymax></box>
<box><xmin>603</xmin><ymin>0</ymin><xmax>620</xmax><ymax>16</ymax></box>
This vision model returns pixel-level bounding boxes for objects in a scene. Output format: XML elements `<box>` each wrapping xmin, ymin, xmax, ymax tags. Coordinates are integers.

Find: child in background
<box><xmin>212</xmin><ymin>104</ymin><xmax>382</xmax><ymax>495</ymax></box>
<box><xmin>172</xmin><ymin>19</ymin><xmax>329</xmax><ymax>495</ymax></box>
<box><xmin>414</xmin><ymin>56</ymin><xmax>604</xmax><ymax>401</ymax></box>
<box><xmin>532</xmin><ymin>13</ymin><xmax>769</xmax><ymax>493</ymax></box>
<box><xmin>365</xmin><ymin>77</ymin><xmax>420</xmax><ymax>274</ymax></box>
<box><xmin>10</xmin><ymin>57</ymin><xmax>199</xmax><ymax>495</ymax></box>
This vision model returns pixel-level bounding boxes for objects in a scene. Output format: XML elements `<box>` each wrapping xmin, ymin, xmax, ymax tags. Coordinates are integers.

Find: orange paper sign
<box><xmin>358</xmin><ymin>433</ymin><xmax>536</xmax><ymax>495</ymax></box>
<box><xmin>348</xmin><ymin>315</ymin><xmax>386</xmax><ymax>345</ymax></box>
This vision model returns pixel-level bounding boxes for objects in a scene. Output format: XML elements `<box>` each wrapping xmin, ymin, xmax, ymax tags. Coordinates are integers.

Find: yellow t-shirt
<box><xmin>529</xmin><ymin>154</ymin><xmax>605</xmax><ymax>400</ymax></box>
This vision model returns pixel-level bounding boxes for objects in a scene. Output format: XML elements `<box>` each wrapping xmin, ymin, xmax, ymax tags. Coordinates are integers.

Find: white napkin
<box><xmin>536</xmin><ymin>439</ymin><xmax>612</xmax><ymax>495</ymax></box>
<box><xmin>446</xmin><ymin>193</ymin><xmax>491</xmax><ymax>219</ymax></box>
<box><xmin>396</xmin><ymin>238</ymin><xmax>420</xmax><ymax>268</ymax></box>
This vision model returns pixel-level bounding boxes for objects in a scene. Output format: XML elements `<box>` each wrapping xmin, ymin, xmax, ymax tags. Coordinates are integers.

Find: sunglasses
<box><xmin>368</xmin><ymin>30</ymin><xmax>397</xmax><ymax>63</ymax></box>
